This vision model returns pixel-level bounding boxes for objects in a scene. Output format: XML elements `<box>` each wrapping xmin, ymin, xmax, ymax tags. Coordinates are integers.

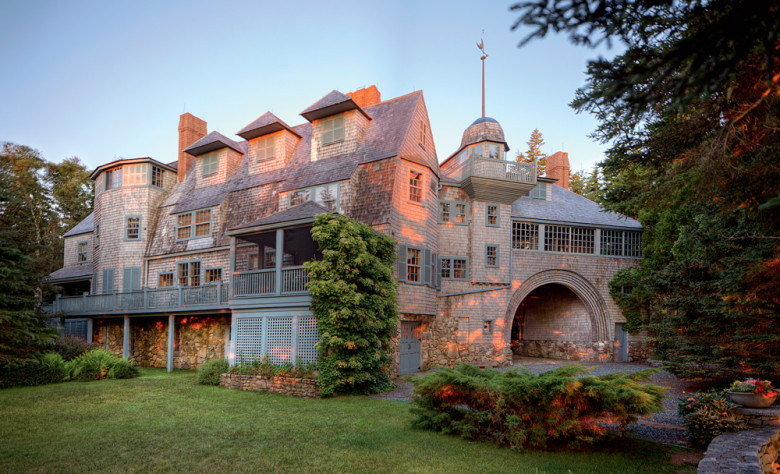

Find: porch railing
<box><xmin>232</xmin><ymin>265</ymin><xmax>309</xmax><ymax>298</ymax></box>
<box><xmin>51</xmin><ymin>283</ymin><xmax>229</xmax><ymax>315</ymax></box>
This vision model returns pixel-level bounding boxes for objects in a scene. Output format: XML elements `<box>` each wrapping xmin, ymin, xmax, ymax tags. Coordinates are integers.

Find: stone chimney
<box><xmin>347</xmin><ymin>85</ymin><xmax>381</xmax><ymax>108</ymax></box>
<box><xmin>547</xmin><ymin>151</ymin><xmax>571</xmax><ymax>190</ymax></box>
<box><xmin>178</xmin><ymin>113</ymin><xmax>207</xmax><ymax>182</ymax></box>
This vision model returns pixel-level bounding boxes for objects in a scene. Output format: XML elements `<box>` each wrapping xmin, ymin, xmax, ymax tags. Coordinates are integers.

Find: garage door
<box><xmin>399</xmin><ymin>321</ymin><xmax>421</xmax><ymax>375</ymax></box>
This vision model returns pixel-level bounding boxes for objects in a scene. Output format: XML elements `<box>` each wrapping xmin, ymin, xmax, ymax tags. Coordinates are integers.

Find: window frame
<box><xmin>439</xmin><ymin>256</ymin><xmax>469</xmax><ymax>281</ymax></box>
<box><xmin>439</xmin><ymin>200</ymin><xmax>468</xmax><ymax>225</ymax></box>
<box><xmin>486</xmin><ymin>204</ymin><xmax>500</xmax><ymax>227</ymax></box>
<box><xmin>512</xmin><ymin>221</ymin><xmax>540</xmax><ymax>250</ymax></box>
<box><xmin>254</xmin><ymin>135</ymin><xmax>275</xmax><ymax>162</ymax></box>
<box><xmin>77</xmin><ymin>241</ymin><xmax>89</xmax><ymax>264</ymax></box>
<box><xmin>175</xmin><ymin>208</ymin><xmax>212</xmax><ymax>241</ymax></box>
<box><xmin>483</xmin><ymin>319</ymin><xmax>494</xmax><ymax>334</ymax></box>
<box><xmin>124</xmin><ymin>215</ymin><xmax>142</xmax><ymax>241</ymax></box>
<box><xmin>321</xmin><ymin>115</ymin><xmax>345</xmax><ymax>145</ymax></box>
<box><xmin>125</xmin><ymin>164</ymin><xmax>147</xmax><ymax>186</ymax></box>
<box><xmin>151</xmin><ymin>166</ymin><xmax>165</xmax><ymax>188</ymax></box>
<box><xmin>201</xmin><ymin>152</ymin><xmax>219</xmax><ymax>178</ymax></box>
<box><xmin>204</xmin><ymin>267</ymin><xmax>222</xmax><ymax>285</ymax></box>
<box><xmin>177</xmin><ymin>260</ymin><xmax>202</xmax><ymax>287</ymax></box>
<box><xmin>409</xmin><ymin>170</ymin><xmax>423</xmax><ymax>203</ymax></box>
<box><xmin>288</xmin><ymin>183</ymin><xmax>340</xmax><ymax>212</ymax></box>
<box><xmin>104</xmin><ymin>168</ymin><xmax>122</xmax><ymax>192</ymax></box>
<box><xmin>158</xmin><ymin>272</ymin><xmax>174</xmax><ymax>288</ymax></box>
<box><xmin>485</xmin><ymin>244</ymin><xmax>499</xmax><ymax>268</ymax></box>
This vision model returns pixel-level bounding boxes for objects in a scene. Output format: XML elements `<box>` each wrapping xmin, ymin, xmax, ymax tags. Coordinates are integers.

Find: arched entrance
<box><xmin>504</xmin><ymin>270</ymin><xmax>612</xmax><ymax>362</ymax></box>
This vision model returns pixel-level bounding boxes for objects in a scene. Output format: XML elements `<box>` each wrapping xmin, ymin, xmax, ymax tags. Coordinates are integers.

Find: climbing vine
<box><xmin>305</xmin><ymin>213</ymin><xmax>398</xmax><ymax>396</ymax></box>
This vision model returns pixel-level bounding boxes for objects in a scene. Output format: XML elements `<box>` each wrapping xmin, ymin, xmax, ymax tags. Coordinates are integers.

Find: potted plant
<box><xmin>727</xmin><ymin>379</ymin><xmax>778</xmax><ymax>408</ymax></box>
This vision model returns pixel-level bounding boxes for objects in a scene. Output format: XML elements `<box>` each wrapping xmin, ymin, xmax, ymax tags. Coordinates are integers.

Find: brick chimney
<box><xmin>547</xmin><ymin>151</ymin><xmax>571</xmax><ymax>190</ymax></box>
<box><xmin>347</xmin><ymin>85</ymin><xmax>381</xmax><ymax>108</ymax></box>
<box><xmin>178</xmin><ymin>113</ymin><xmax>207</xmax><ymax>182</ymax></box>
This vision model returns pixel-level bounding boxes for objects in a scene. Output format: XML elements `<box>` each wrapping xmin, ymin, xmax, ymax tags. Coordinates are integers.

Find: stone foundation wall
<box><xmin>627</xmin><ymin>341</ymin><xmax>651</xmax><ymax>362</ymax></box>
<box><xmin>698</xmin><ymin>427</ymin><xmax>780</xmax><ymax>473</ymax></box>
<box><xmin>92</xmin><ymin>319</ymin><xmax>124</xmax><ymax>357</ymax></box>
<box><xmin>512</xmin><ymin>340</ymin><xmax>612</xmax><ymax>362</ymax></box>
<box><xmin>220</xmin><ymin>373</ymin><xmax>319</xmax><ymax>398</ymax></box>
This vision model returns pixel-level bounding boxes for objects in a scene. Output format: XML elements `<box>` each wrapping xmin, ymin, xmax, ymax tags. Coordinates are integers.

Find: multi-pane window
<box><xmin>439</xmin><ymin>201</ymin><xmax>468</xmax><ymax>224</ymax></box>
<box><xmin>289</xmin><ymin>183</ymin><xmax>339</xmax><ymax>211</ymax></box>
<box><xmin>178</xmin><ymin>261</ymin><xmax>201</xmax><ymax>287</ymax></box>
<box><xmin>254</xmin><ymin>136</ymin><xmax>275</xmax><ymax>162</ymax></box>
<box><xmin>469</xmin><ymin>144</ymin><xmax>483</xmax><ymax>159</ymax></box>
<box><xmin>485</xmin><ymin>245</ymin><xmax>498</xmax><ymax>267</ymax></box>
<box><xmin>440</xmin><ymin>257</ymin><xmax>468</xmax><ymax>280</ymax></box>
<box><xmin>176</xmin><ymin>209</ymin><xmax>211</xmax><ymax>240</ymax></box>
<box><xmin>151</xmin><ymin>166</ymin><xmax>164</xmax><ymax>188</ymax></box>
<box><xmin>544</xmin><ymin>225</ymin><xmax>594</xmax><ymax>254</ymax></box>
<box><xmin>601</xmin><ymin>230</ymin><xmax>642</xmax><ymax>257</ymax></box>
<box><xmin>527</xmin><ymin>183</ymin><xmax>547</xmax><ymax>200</ymax></box>
<box><xmin>126</xmin><ymin>164</ymin><xmax>147</xmax><ymax>185</ymax></box>
<box><xmin>104</xmin><ymin>168</ymin><xmax>122</xmax><ymax>191</ymax></box>
<box><xmin>158</xmin><ymin>273</ymin><xmax>174</xmax><ymax>287</ymax></box>
<box><xmin>570</xmin><ymin>227</ymin><xmax>595</xmax><ymax>254</ymax></box>
<box><xmin>205</xmin><ymin>268</ymin><xmax>222</xmax><ymax>284</ymax></box>
<box><xmin>512</xmin><ymin>222</ymin><xmax>539</xmax><ymax>250</ymax></box>
<box><xmin>407</xmin><ymin>248</ymin><xmax>421</xmax><ymax>282</ymax></box>
<box><xmin>77</xmin><ymin>241</ymin><xmax>88</xmax><ymax>264</ymax></box>
<box><xmin>486</xmin><ymin>204</ymin><xmax>499</xmax><ymax>226</ymax></box>
<box><xmin>321</xmin><ymin>116</ymin><xmax>345</xmax><ymax>145</ymax></box>
<box><xmin>125</xmin><ymin>216</ymin><xmax>141</xmax><ymax>240</ymax></box>
<box><xmin>202</xmin><ymin>152</ymin><xmax>219</xmax><ymax>177</ymax></box>
<box><xmin>409</xmin><ymin>171</ymin><xmax>422</xmax><ymax>203</ymax></box>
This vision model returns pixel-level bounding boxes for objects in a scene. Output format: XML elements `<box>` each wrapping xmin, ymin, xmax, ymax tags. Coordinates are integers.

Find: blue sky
<box><xmin>0</xmin><ymin>1</ymin><xmax>615</xmax><ymax>174</ymax></box>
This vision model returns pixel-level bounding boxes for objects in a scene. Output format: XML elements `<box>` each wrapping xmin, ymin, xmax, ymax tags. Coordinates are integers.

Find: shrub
<box><xmin>306</xmin><ymin>213</ymin><xmax>397</xmax><ymax>396</ymax></box>
<box><xmin>198</xmin><ymin>358</ymin><xmax>229</xmax><ymax>386</ymax></box>
<box><xmin>0</xmin><ymin>352</ymin><xmax>68</xmax><ymax>388</ymax></box>
<box><xmin>229</xmin><ymin>357</ymin><xmax>317</xmax><ymax>379</ymax></box>
<box><xmin>410</xmin><ymin>363</ymin><xmax>665</xmax><ymax>449</ymax></box>
<box><xmin>50</xmin><ymin>336</ymin><xmax>98</xmax><ymax>361</ymax></box>
<box><xmin>67</xmin><ymin>349</ymin><xmax>138</xmax><ymax>381</ymax></box>
<box><xmin>678</xmin><ymin>390</ymin><xmax>746</xmax><ymax>446</ymax></box>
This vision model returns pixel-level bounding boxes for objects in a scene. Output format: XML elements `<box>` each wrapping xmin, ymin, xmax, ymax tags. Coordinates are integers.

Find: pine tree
<box><xmin>518</xmin><ymin>129</ymin><xmax>547</xmax><ymax>175</ymax></box>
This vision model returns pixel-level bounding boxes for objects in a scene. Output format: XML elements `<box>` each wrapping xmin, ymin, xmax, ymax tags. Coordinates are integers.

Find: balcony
<box><xmin>51</xmin><ymin>284</ymin><xmax>229</xmax><ymax>316</ymax></box>
<box><xmin>232</xmin><ymin>265</ymin><xmax>309</xmax><ymax>297</ymax></box>
<box><xmin>443</xmin><ymin>154</ymin><xmax>537</xmax><ymax>204</ymax></box>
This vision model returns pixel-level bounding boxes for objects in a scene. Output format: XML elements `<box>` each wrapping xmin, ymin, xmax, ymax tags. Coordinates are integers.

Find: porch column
<box><xmin>167</xmin><ymin>314</ymin><xmax>174</xmax><ymax>373</ymax></box>
<box><xmin>275</xmin><ymin>229</ymin><xmax>283</xmax><ymax>295</ymax></box>
<box><xmin>86</xmin><ymin>318</ymin><xmax>93</xmax><ymax>344</ymax></box>
<box><xmin>228</xmin><ymin>313</ymin><xmax>238</xmax><ymax>365</ymax></box>
<box><xmin>122</xmin><ymin>316</ymin><xmax>130</xmax><ymax>359</ymax></box>
<box><xmin>229</xmin><ymin>236</ymin><xmax>236</xmax><ymax>299</ymax></box>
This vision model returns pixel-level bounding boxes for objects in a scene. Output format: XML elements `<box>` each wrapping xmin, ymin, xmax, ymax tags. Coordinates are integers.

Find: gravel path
<box><xmin>371</xmin><ymin>356</ymin><xmax>709</xmax><ymax>446</ymax></box>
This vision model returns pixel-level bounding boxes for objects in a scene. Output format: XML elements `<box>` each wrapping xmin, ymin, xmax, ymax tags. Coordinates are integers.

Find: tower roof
<box><xmin>460</xmin><ymin>116</ymin><xmax>509</xmax><ymax>151</ymax></box>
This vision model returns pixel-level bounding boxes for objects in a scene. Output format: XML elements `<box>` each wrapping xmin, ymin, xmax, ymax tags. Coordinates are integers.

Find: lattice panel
<box><xmin>236</xmin><ymin>318</ymin><xmax>263</xmax><ymax>363</ymax></box>
<box><xmin>266</xmin><ymin>317</ymin><xmax>293</xmax><ymax>364</ymax></box>
<box><xmin>297</xmin><ymin>316</ymin><xmax>319</xmax><ymax>364</ymax></box>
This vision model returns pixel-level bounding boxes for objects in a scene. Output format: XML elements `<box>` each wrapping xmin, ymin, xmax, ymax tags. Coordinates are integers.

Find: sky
<box><xmin>0</xmin><ymin>0</ymin><xmax>617</xmax><ymax>174</ymax></box>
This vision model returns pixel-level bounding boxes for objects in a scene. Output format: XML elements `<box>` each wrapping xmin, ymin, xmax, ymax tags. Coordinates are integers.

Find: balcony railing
<box><xmin>443</xmin><ymin>155</ymin><xmax>537</xmax><ymax>185</ymax></box>
<box><xmin>51</xmin><ymin>284</ymin><xmax>229</xmax><ymax>315</ymax></box>
<box><xmin>232</xmin><ymin>265</ymin><xmax>309</xmax><ymax>298</ymax></box>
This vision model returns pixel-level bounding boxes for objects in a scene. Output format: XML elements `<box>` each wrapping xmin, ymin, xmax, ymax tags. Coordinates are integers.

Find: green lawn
<box><xmin>0</xmin><ymin>368</ymin><xmax>696</xmax><ymax>473</ymax></box>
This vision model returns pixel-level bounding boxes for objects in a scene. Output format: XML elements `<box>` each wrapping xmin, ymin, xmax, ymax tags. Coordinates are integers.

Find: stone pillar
<box><xmin>275</xmin><ymin>229</ymin><xmax>283</xmax><ymax>295</ymax></box>
<box><xmin>123</xmin><ymin>316</ymin><xmax>130</xmax><ymax>359</ymax></box>
<box><xmin>167</xmin><ymin>314</ymin><xmax>175</xmax><ymax>373</ymax></box>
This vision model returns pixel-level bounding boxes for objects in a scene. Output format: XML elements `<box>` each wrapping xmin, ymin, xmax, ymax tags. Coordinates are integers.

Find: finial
<box><xmin>477</xmin><ymin>33</ymin><xmax>488</xmax><ymax>118</ymax></box>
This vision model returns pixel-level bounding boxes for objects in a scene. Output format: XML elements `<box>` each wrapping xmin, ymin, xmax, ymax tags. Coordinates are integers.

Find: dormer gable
<box><xmin>237</xmin><ymin>112</ymin><xmax>301</xmax><ymax>175</ymax></box>
<box><xmin>302</xmin><ymin>90</ymin><xmax>372</xmax><ymax>162</ymax></box>
<box><xmin>183</xmin><ymin>131</ymin><xmax>244</xmax><ymax>188</ymax></box>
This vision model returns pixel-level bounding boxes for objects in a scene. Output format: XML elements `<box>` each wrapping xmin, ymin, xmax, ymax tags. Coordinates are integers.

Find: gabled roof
<box><xmin>237</xmin><ymin>112</ymin><xmax>301</xmax><ymax>140</ymax></box>
<box><xmin>300</xmin><ymin>90</ymin><xmax>371</xmax><ymax>122</ymax></box>
<box><xmin>63</xmin><ymin>212</ymin><xmax>94</xmax><ymax>237</ymax></box>
<box><xmin>229</xmin><ymin>201</ymin><xmax>330</xmax><ymax>233</ymax></box>
<box><xmin>183</xmin><ymin>131</ymin><xmax>244</xmax><ymax>156</ymax></box>
<box><xmin>46</xmin><ymin>265</ymin><xmax>93</xmax><ymax>283</ymax></box>
<box><xmin>512</xmin><ymin>184</ymin><xmax>642</xmax><ymax>229</ymax></box>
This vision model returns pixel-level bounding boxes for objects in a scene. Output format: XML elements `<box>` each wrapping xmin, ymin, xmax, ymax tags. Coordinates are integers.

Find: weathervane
<box><xmin>477</xmin><ymin>34</ymin><xmax>488</xmax><ymax>118</ymax></box>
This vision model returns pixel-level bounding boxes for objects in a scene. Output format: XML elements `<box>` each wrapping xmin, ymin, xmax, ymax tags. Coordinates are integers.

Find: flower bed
<box><xmin>220</xmin><ymin>373</ymin><xmax>319</xmax><ymax>398</ymax></box>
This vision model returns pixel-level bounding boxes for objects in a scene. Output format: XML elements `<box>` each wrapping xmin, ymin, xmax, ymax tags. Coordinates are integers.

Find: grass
<box><xmin>0</xmin><ymin>368</ymin><xmax>696</xmax><ymax>473</ymax></box>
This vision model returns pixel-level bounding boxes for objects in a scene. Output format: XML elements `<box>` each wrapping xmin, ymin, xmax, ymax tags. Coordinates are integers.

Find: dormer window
<box><xmin>254</xmin><ymin>135</ymin><xmax>275</xmax><ymax>162</ymax></box>
<box><xmin>321</xmin><ymin>116</ymin><xmax>345</xmax><ymax>145</ymax></box>
<box><xmin>202</xmin><ymin>152</ymin><xmax>219</xmax><ymax>177</ymax></box>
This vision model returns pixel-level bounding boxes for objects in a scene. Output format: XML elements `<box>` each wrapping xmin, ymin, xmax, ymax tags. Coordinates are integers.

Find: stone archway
<box><xmin>504</xmin><ymin>269</ymin><xmax>611</xmax><ymax>348</ymax></box>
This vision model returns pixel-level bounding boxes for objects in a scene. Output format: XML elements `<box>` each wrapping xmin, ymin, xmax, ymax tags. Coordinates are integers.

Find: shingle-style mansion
<box><xmin>47</xmin><ymin>85</ymin><xmax>644</xmax><ymax>375</ymax></box>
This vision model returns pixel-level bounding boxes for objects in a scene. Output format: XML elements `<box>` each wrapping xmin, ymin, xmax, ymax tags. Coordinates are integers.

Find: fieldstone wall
<box><xmin>220</xmin><ymin>373</ymin><xmax>319</xmax><ymax>398</ymax></box>
<box><xmin>512</xmin><ymin>340</ymin><xmax>612</xmax><ymax>362</ymax></box>
<box><xmin>132</xmin><ymin>315</ymin><xmax>229</xmax><ymax>369</ymax></box>
<box><xmin>735</xmin><ymin>406</ymin><xmax>780</xmax><ymax>428</ymax></box>
<box><xmin>698</xmin><ymin>427</ymin><xmax>780</xmax><ymax>473</ymax></box>
<box><xmin>628</xmin><ymin>341</ymin><xmax>652</xmax><ymax>362</ymax></box>
<box><xmin>92</xmin><ymin>319</ymin><xmax>124</xmax><ymax>357</ymax></box>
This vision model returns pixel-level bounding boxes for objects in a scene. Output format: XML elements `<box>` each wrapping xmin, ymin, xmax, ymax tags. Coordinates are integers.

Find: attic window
<box><xmin>202</xmin><ymin>152</ymin><xmax>219</xmax><ymax>177</ymax></box>
<box><xmin>321</xmin><ymin>116</ymin><xmax>345</xmax><ymax>145</ymax></box>
<box><xmin>254</xmin><ymin>136</ymin><xmax>275</xmax><ymax>162</ymax></box>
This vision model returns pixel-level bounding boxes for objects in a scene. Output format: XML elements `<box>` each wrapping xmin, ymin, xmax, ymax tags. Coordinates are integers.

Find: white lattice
<box><xmin>236</xmin><ymin>318</ymin><xmax>263</xmax><ymax>363</ymax></box>
<box><xmin>297</xmin><ymin>316</ymin><xmax>319</xmax><ymax>364</ymax></box>
<box><xmin>266</xmin><ymin>317</ymin><xmax>293</xmax><ymax>364</ymax></box>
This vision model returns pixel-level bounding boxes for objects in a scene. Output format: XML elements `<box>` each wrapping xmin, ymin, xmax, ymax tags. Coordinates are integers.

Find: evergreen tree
<box><xmin>518</xmin><ymin>129</ymin><xmax>548</xmax><ymax>175</ymax></box>
<box><xmin>569</xmin><ymin>167</ymin><xmax>600</xmax><ymax>201</ymax></box>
